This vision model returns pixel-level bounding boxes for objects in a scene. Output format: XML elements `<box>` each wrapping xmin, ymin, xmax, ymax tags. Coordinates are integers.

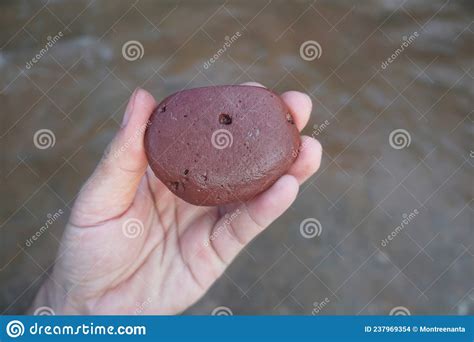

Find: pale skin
<box><xmin>31</xmin><ymin>82</ymin><xmax>322</xmax><ymax>314</ymax></box>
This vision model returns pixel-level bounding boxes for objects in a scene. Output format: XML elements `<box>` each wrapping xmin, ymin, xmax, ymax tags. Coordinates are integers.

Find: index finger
<box><xmin>239</xmin><ymin>82</ymin><xmax>313</xmax><ymax>131</ymax></box>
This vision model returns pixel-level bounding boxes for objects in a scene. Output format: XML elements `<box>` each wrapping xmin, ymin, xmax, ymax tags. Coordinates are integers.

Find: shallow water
<box><xmin>0</xmin><ymin>0</ymin><xmax>473</xmax><ymax>314</ymax></box>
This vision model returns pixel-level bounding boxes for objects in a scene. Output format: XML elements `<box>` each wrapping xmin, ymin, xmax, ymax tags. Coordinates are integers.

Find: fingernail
<box><xmin>121</xmin><ymin>88</ymin><xmax>139</xmax><ymax>127</ymax></box>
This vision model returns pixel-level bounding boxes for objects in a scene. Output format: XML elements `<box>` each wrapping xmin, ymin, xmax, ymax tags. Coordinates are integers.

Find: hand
<box><xmin>31</xmin><ymin>82</ymin><xmax>322</xmax><ymax>314</ymax></box>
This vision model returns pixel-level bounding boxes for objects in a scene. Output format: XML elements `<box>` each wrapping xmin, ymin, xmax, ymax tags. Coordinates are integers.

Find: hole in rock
<box><xmin>219</xmin><ymin>113</ymin><xmax>232</xmax><ymax>125</ymax></box>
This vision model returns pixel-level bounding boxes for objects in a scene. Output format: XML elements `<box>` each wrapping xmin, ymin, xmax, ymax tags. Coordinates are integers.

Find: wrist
<box><xmin>29</xmin><ymin>277</ymin><xmax>82</xmax><ymax>315</ymax></box>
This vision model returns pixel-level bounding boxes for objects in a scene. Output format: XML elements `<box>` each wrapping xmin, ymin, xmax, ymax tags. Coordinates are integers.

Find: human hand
<box><xmin>31</xmin><ymin>82</ymin><xmax>322</xmax><ymax>314</ymax></box>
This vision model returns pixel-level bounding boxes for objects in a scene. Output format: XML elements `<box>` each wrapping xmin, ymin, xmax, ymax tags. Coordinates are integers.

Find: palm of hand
<box><xmin>60</xmin><ymin>170</ymin><xmax>231</xmax><ymax>315</ymax></box>
<box><xmin>33</xmin><ymin>84</ymin><xmax>321</xmax><ymax>315</ymax></box>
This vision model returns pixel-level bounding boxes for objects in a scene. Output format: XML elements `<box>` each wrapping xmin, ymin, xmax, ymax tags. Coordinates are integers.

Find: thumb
<box><xmin>70</xmin><ymin>88</ymin><xmax>157</xmax><ymax>227</ymax></box>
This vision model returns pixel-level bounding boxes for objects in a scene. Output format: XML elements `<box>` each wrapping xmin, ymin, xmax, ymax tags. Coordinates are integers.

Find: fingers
<box><xmin>206</xmin><ymin>134</ymin><xmax>322</xmax><ymax>266</ymax></box>
<box><xmin>70</xmin><ymin>88</ymin><xmax>157</xmax><ymax>227</ymax></box>
<box><xmin>280</xmin><ymin>91</ymin><xmax>312</xmax><ymax>131</ymax></box>
<box><xmin>240</xmin><ymin>82</ymin><xmax>312</xmax><ymax>132</ymax></box>
<box><xmin>207</xmin><ymin>175</ymin><xmax>299</xmax><ymax>265</ymax></box>
<box><xmin>198</xmin><ymin>83</ymin><xmax>318</xmax><ymax>266</ymax></box>
<box><xmin>287</xmin><ymin>136</ymin><xmax>322</xmax><ymax>184</ymax></box>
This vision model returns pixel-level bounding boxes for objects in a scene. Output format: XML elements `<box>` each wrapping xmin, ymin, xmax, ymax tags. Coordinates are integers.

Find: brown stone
<box><xmin>144</xmin><ymin>85</ymin><xmax>300</xmax><ymax>206</ymax></box>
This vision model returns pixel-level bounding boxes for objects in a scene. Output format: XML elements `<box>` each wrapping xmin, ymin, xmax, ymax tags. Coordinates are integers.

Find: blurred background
<box><xmin>0</xmin><ymin>0</ymin><xmax>472</xmax><ymax>315</ymax></box>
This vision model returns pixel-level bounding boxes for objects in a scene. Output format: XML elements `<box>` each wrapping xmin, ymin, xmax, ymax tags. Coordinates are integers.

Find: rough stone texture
<box><xmin>0</xmin><ymin>1</ymin><xmax>472</xmax><ymax>316</ymax></box>
<box><xmin>145</xmin><ymin>86</ymin><xmax>300</xmax><ymax>206</ymax></box>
